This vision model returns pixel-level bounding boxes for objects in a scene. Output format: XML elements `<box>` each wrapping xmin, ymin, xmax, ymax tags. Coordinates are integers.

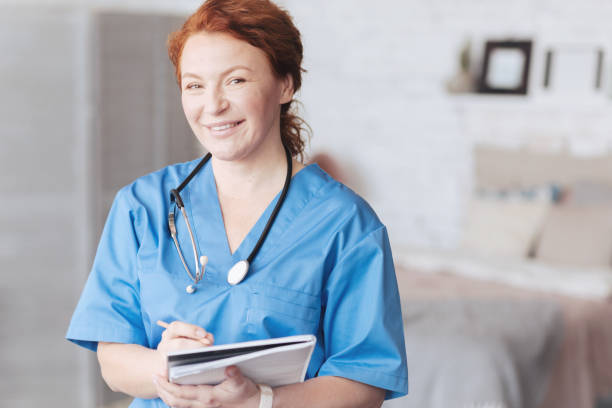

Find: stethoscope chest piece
<box><xmin>186</xmin><ymin>284</ymin><xmax>196</xmax><ymax>294</ymax></box>
<box><xmin>227</xmin><ymin>260</ymin><xmax>250</xmax><ymax>286</ymax></box>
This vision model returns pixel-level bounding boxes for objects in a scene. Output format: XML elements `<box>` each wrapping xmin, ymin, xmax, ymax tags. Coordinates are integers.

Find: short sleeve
<box><xmin>66</xmin><ymin>187</ymin><xmax>148</xmax><ymax>351</ymax></box>
<box><xmin>318</xmin><ymin>226</ymin><xmax>408</xmax><ymax>399</ymax></box>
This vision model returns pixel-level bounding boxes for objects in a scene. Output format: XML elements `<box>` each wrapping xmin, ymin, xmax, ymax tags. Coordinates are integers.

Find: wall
<box><xmin>279</xmin><ymin>0</ymin><xmax>612</xmax><ymax>249</ymax></box>
<box><xmin>0</xmin><ymin>6</ymin><xmax>92</xmax><ymax>407</ymax></box>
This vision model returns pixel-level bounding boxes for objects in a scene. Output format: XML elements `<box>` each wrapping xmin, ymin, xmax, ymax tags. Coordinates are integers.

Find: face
<box><xmin>179</xmin><ymin>31</ymin><xmax>293</xmax><ymax>163</ymax></box>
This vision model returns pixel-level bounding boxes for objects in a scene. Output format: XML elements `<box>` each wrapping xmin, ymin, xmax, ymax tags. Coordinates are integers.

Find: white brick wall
<box><xmin>278</xmin><ymin>0</ymin><xmax>612</xmax><ymax>249</ymax></box>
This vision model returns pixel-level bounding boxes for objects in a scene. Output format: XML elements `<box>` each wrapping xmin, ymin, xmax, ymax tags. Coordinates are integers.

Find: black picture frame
<box><xmin>478</xmin><ymin>40</ymin><xmax>532</xmax><ymax>95</ymax></box>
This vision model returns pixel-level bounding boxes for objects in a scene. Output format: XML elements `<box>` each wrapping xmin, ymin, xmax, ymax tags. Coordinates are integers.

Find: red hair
<box><xmin>167</xmin><ymin>0</ymin><xmax>309</xmax><ymax>159</ymax></box>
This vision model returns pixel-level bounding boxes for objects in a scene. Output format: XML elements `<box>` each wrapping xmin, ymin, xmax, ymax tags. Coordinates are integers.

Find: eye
<box><xmin>228</xmin><ymin>78</ymin><xmax>246</xmax><ymax>85</ymax></box>
<box><xmin>185</xmin><ymin>83</ymin><xmax>203</xmax><ymax>90</ymax></box>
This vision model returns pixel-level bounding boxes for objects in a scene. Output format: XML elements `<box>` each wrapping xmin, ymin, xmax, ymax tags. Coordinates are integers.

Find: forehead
<box><xmin>180</xmin><ymin>31</ymin><xmax>270</xmax><ymax>77</ymax></box>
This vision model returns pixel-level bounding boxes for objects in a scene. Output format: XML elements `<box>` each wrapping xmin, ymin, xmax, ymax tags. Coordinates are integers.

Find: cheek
<box><xmin>242</xmin><ymin>96</ymin><xmax>264</xmax><ymax>118</ymax></box>
<box><xmin>181</xmin><ymin>95</ymin><xmax>200</xmax><ymax>123</ymax></box>
<box><xmin>244</xmin><ymin>89</ymin><xmax>278</xmax><ymax>120</ymax></box>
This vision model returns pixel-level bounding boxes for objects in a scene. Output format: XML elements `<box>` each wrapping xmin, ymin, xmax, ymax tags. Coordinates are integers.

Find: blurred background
<box><xmin>2</xmin><ymin>0</ymin><xmax>612</xmax><ymax>407</ymax></box>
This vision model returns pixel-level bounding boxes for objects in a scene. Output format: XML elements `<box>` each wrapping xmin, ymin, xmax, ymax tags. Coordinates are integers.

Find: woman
<box><xmin>67</xmin><ymin>1</ymin><xmax>408</xmax><ymax>407</ymax></box>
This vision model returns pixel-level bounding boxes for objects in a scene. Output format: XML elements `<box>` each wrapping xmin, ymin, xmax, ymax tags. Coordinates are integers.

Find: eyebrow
<box><xmin>181</xmin><ymin>65</ymin><xmax>254</xmax><ymax>81</ymax></box>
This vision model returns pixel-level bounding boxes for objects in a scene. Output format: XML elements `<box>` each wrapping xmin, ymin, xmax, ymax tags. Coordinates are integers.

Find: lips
<box><xmin>206</xmin><ymin>120</ymin><xmax>245</xmax><ymax>131</ymax></box>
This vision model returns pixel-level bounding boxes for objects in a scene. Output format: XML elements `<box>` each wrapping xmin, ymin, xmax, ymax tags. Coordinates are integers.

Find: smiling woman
<box><xmin>66</xmin><ymin>1</ymin><xmax>408</xmax><ymax>408</ymax></box>
<box><xmin>167</xmin><ymin>0</ymin><xmax>307</xmax><ymax>162</ymax></box>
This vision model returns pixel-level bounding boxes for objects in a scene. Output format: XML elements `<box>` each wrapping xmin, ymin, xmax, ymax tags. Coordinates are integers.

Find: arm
<box><xmin>98</xmin><ymin>342</ymin><xmax>161</xmax><ymax>399</ymax></box>
<box><xmin>273</xmin><ymin>376</ymin><xmax>385</xmax><ymax>408</ymax></box>
<box><xmin>98</xmin><ymin>321</ymin><xmax>214</xmax><ymax>399</ymax></box>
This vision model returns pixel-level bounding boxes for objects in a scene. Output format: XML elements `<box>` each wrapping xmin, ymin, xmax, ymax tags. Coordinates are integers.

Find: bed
<box><xmin>383</xmin><ymin>146</ymin><xmax>612</xmax><ymax>408</ymax></box>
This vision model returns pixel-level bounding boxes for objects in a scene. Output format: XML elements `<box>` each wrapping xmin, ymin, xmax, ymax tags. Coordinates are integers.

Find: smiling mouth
<box><xmin>210</xmin><ymin>120</ymin><xmax>244</xmax><ymax>131</ymax></box>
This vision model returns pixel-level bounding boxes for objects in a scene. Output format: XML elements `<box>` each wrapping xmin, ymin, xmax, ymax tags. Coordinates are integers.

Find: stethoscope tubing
<box><xmin>247</xmin><ymin>146</ymin><xmax>292</xmax><ymax>264</ymax></box>
<box><xmin>168</xmin><ymin>145</ymin><xmax>292</xmax><ymax>289</ymax></box>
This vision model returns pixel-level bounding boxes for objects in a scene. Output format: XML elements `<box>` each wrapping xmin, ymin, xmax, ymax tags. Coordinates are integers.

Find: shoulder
<box><xmin>295</xmin><ymin>165</ymin><xmax>385</xmax><ymax>246</ymax></box>
<box><xmin>305</xmin><ymin>164</ymin><xmax>383</xmax><ymax>231</ymax></box>
<box><xmin>115</xmin><ymin>158</ymin><xmax>204</xmax><ymax>210</ymax></box>
<box><xmin>106</xmin><ymin>158</ymin><xmax>206</xmax><ymax>240</ymax></box>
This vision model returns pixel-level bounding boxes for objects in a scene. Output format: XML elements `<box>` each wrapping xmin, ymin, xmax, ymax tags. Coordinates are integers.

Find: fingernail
<box><xmin>152</xmin><ymin>375</ymin><xmax>158</xmax><ymax>384</ymax></box>
<box><xmin>196</xmin><ymin>329</ymin><xmax>206</xmax><ymax>338</ymax></box>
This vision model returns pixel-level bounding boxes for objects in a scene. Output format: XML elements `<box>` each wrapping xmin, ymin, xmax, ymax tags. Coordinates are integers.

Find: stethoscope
<box><xmin>168</xmin><ymin>145</ymin><xmax>292</xmax><ymax>294</ymax></box>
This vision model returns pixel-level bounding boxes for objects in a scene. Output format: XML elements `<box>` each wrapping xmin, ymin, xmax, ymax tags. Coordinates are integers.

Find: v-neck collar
<box><xmin>209</xmin><ymin>165</ymin><xmax>281</xmax><ymax>263</ymax></box>
<box><xmin>182</xmin><ymin>160</ymin><xmax>328</xmax><ymax>278</ymax></box>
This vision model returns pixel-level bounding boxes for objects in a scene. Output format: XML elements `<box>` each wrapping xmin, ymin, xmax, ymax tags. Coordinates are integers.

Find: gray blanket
<box><xmin>384</xmin><ymin>299</ymin><xmax>563</xmax><ymax>408</ymax></box>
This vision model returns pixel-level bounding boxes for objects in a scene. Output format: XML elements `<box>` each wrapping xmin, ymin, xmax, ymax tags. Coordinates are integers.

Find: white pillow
<box><xmin>535</xmin><ymin>205</ymin><xmax>612</xmax><ymax>267</ymax></box>
<box><xmin>460</xmin><ymin>197</ymin><xmax>550</xmax><ymax>258</ymax></box>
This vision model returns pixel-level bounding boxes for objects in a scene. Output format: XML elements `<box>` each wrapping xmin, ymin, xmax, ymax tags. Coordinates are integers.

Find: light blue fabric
<box><xmin>66</xmin><ymin>160</ymin><xmax>408</xmax><ymax>406</ymax></box>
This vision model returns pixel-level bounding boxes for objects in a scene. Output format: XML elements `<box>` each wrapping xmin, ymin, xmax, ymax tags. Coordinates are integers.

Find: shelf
<box><xmin>448</xmin><ymin>92</ymin><xmax>611</xmax><ymax>112</ymax></box>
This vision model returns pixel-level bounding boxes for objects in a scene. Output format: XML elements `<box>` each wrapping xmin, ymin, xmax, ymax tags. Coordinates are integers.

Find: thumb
<box><xmin>224</xmin><ymin>365</ymin><xmax>245</xmax><ymax>389</ymax></box>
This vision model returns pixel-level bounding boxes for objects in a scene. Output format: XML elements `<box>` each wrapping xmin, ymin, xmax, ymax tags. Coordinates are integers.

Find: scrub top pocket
<box><xmin>245</xmin><ymin>282</ymin><xmax>321</xmax><ymax>337</ymax></box>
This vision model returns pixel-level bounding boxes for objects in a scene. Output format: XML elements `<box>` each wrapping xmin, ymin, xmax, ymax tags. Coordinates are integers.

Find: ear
<box><xmin>279</xmin><ymin>74</ymin><xmax>294</xmax><ymax>105</ymax></box>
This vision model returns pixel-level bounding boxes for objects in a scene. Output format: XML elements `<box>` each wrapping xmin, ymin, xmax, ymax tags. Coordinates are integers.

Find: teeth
<box><xmin>212</xmin><ymin>121</ymin><xmax>239</xmax><ymax>131</ymax></box>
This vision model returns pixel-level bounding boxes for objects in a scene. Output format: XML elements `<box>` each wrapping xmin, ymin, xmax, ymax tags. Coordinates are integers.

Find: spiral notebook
<box><xmin>167</xmin><ymin>334</ymin><xmax>316</xmax><ymax>386</ymax></box>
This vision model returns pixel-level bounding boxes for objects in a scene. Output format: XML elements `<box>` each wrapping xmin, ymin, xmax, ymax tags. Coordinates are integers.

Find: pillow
<box><xmin>534</xmin><ymin>205</ymin><xmax>612</xmax><ymax>268</ymax></box>
<box><xmin>476</xmin><ymin>184</ymin><xmax>562</xmax><ymax>203</ymax></box>
<box><xmin>460</xmin><ymin>197</ymin><xmax>550</xmax><ymax>258</ymax></box>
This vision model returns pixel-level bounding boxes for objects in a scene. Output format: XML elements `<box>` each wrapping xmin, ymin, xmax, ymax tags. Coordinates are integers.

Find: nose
<box><xmin>204</xmin><ymin>86</ymin><xmax>229</xmax><ymax>115</ymax></box>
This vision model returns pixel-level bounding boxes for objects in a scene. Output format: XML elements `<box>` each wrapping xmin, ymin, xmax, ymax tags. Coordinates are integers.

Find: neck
<box><xmin>211</xmin><ymin>143</ymin><xmax>288</xmax><ymax>200</ymax></box>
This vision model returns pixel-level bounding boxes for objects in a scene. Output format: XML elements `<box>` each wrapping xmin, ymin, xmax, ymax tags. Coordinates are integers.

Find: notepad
<box><xmin>167</xmin><ymin>334</ymin><xmax>316</xmax><ymax>386</ymax></box>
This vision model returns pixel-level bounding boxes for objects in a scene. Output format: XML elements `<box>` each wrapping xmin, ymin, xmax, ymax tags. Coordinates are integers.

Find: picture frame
<box><xmin>478</xmin><ymin>40</ymin><xmax>533</xmax><ymax>95</ymax></box>
<box><xmin>542</xmin><ymin>45</ymin><xmax>604</xmax><ymax>95</ymax></box>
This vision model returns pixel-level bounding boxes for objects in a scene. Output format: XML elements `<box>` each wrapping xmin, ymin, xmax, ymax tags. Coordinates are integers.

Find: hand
<box><xmin>153</xmin><ymin>366</ymin><xmax>261</xmax><ymax>408</ymax></box>
<box><xmin>156</xmin><ymin>320</ymin><xmax>214</xmax><ymax>376</ymax></box>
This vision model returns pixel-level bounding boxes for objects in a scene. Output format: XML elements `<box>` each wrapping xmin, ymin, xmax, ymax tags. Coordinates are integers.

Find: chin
<box><xmin>204</xmin><ymin>144</ymin><xmax>252</xmax><ymax>163</ymax></box>
<box><xmin>203</xmin><ymin>140</ymin><xmax>271</xmax><ymax>164</ymax></box>
<box><xmin>197</xmin><ymin>132</ymin><xmax>272</xmax><ymax>164</ymax></box>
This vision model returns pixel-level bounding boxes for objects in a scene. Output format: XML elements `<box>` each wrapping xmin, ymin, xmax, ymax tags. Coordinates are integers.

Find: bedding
<box><xmin>388</xmin><ymin>262</ymin><xmax>612</xmax><ymax>408</ymax></box>
<box><xmin>460</xmin><ymin>196</ymin><xmax>550</xmax><ymax>258</ymax></box>
<box><xmin>395</xmin><ymin>248</ymin><xmax>612</xmax><ymax>300</ymax></box>
<box><xmin>384</xmin><ymin>296</ymin><xmax>562</xmax><ymax>408</ymax></box>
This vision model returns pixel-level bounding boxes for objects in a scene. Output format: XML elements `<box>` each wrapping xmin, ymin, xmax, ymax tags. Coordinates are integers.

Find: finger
<box><xmin>159</xmin><ymin>337</ymin><xmax>208</xmax><ymax>357</ymax></box>
<box><xmin>173</xmin><ymin>337</ymin><xmax>212</xmax><ymax>350</ymax></box>
<box><xmin>154</xmin><ymin>375</ymin><xmax>219</xmax><ymax>407</ymax></box>
<box><xmin>165</xmin><ymin>321</ymin><xmax>212</xmax><ymax>343</ymax></box>
<box><xmin>155</xmin><ymin>386</ymin><xmax>182</xmax><ymax>408</ymax></box>
<box><xmin>154</xmin><ymin>375</ymin><xmax>199</xmax><ymax>402</ymax></box>
<box><xmin>153</xmin><ymin>376</ymin><xmax>186</xmax><ymax>408</ymax></box>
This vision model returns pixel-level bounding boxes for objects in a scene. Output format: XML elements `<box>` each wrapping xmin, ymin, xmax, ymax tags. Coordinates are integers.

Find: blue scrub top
<box><xmin>66</xmin><ymin>160</ymin><xmax>408</xmax><ymax>406</ymax></box>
